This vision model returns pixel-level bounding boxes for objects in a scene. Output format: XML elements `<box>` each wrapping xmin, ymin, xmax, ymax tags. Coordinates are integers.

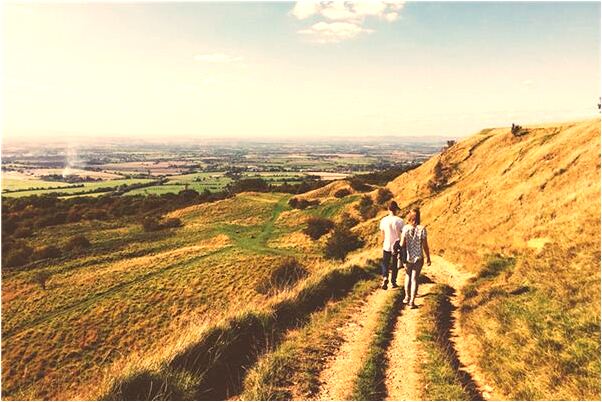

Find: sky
<box><xmin>2</xmin><ymin>1</ymin><xmax>600</xmax><ymax>142</ymax></box>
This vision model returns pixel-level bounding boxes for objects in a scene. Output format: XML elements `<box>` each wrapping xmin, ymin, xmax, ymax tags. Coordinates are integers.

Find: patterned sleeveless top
<box><xmin>402</xmin><ymin>224</ymin><xmax>427</xmax><ymax>263</ymax></box>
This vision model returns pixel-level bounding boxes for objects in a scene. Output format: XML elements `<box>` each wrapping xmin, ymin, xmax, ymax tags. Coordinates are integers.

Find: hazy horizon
<box><xmin>3</xmin><ymin>1</ymin><xmax>600</xmax><ymax>142</ymax></box>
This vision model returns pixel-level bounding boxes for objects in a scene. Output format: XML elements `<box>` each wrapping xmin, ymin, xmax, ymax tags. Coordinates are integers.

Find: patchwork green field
<box><xmin>2</xmin><ymin>179</ymin><xmax>155</xmax><ymax>198</ymax></box>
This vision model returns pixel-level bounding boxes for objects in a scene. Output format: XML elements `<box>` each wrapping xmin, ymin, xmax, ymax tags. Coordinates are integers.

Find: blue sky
<box><xmin>3</xmin><ymin>1</ymin><xmax>600</xmax><ymax>141</ymax></box>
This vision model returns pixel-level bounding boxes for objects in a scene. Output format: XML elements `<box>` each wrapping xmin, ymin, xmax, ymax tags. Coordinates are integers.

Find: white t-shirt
<box><xmin>402</xmin><ymin>224</ymin><xmax>427</xmax><ymax>263</ymax></box>
<box><xmin>379</xmin><ymin>214</ymin><xmax>404</xmax><ymax>252</ymax></box>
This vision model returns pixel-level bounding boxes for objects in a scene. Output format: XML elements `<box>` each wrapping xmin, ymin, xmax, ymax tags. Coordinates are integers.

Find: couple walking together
<box><xmin>379</xmin><ymin>200</ymin><xmax>431</xmax><ymax>308</ymax></box>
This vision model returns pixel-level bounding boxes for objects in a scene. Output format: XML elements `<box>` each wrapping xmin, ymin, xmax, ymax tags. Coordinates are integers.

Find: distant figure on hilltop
<box><xmin>400</xmin><ymin>208</ymin><xmax>431</xmax><ymax>308</ymax></box>
<box><xmin>379</xmin><ymin>200</ymin><xmax>404</xmax><ymax>290</ymax></box>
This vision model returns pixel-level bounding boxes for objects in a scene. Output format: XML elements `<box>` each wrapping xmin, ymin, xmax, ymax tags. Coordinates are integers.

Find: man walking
<box><xmin>379</xmin><ymin>200</ymin><xmax>404</xmax><ymax>290</ymax></box>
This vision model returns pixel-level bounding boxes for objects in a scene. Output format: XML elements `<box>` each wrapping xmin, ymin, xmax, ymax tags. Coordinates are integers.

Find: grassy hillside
<box><xmin>2</xmin><ymin>119</ymin><xmax>598</xmax><ymax>401</ymax></box>
<box><xmin>377</xmin><ymin>119</ymin><xmax>601</xmax><ymax>399</ymax></box>
<box><xmin>0</xmin><ymin>191</ymin><xmax>360</xmax><ymax>400</ymax></box>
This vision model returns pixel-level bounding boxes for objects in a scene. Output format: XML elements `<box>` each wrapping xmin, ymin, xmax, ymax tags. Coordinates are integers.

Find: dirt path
<box><xmin>385</xmin><ymin>281</ymin><xmax>435</xmax><ymax>400</ymax></box>
<box><xmin>426</xmin><ymin>256</ymin><xmax>499</xmax><ymax>400</ymax></box>
<box><xmin>316</xmin><ymin>287</ymin><xmax>396</xmax><ymax>400</ymax></box>
<box><xmin>314</xmin><ymin>255</ymin><xmax>497</xmax><ymax>401</ymax></box>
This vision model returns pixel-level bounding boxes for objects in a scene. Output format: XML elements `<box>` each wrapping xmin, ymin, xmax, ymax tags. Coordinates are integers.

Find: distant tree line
<box><xmin>350</xmin><ymin>164</ymin><xmax>420</xmax><ymax>186</ymax></box>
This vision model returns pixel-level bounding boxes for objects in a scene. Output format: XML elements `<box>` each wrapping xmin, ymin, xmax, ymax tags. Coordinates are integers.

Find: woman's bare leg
<box><xmin>409</xmin><ymin>266</ymin><xmax>422</xmax><ymax>306</ymax></box>
<box><xmin>403</xmin><ymin>268</ymin><xmax>411</xmax><ymax>303</ymax></box>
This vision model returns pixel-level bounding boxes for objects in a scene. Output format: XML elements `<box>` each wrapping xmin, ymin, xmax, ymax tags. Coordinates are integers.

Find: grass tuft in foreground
<box><xmin>103</xmin><ymin>262</ymin><xmax>377</xmax><ymax>400</ymax></box>
<box><xmin>416</xmin><ymin>284</ymin><xmax>479</xmax><ymax>401</ymax></box>
<box><xmin>351</xmin><ymin>288</ymin><xmax>402</xmax><ymax>400</ymax></box>
<box><xmin>241</xmin><ymin>279</ymin><xmax>379</xmax><ymax>400</ymax></box>
<box><xmin>460</xmin><ymin>240</ymin><xmax>601</xmax><ymax>400</ymax></box>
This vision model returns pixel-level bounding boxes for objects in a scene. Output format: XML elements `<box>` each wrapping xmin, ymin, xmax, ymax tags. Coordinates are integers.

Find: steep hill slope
<box><xmin>385</xmin><ymin>119</ymin><xmax>600</xmax><ymax>269</ymax></box>
<box><xmin>375</xmin><ymin>119</ymin><xmax>601</xmax><ymax>399</ymax></box>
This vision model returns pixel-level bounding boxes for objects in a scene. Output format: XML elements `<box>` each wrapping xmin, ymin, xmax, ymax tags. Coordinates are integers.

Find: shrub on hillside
<box><xmin>162</xmin><ymin>218</ymin><xmax>182</xmax><ymax>229</ymax></box>
<box><xmin>348</xmin><ymin>178</ymin><xmax>373</xmax><ymax>193</ymax></box>
<box><xmin>288</xmin><ymin>198</ymin><xmax>320</xmax><ymax>210</ymax></box>
<box><xmin>256</xmin><ymin>257</ymin><xmax>309</xmax><ymax>295</ymax></box>
<box><xmin>511</xmin><ymin>123</ymin><xmax>528</xmax><ymax>137</ymax></box>
<box><xmin>5</xmin><ymin>252</ymin><xmax>29</xmax><ymax>268</ymax></box>
<box><xmin>427</xmin><ymin>159</ymin><xmax>448</xmax><ymax>193</ymax></box>
<box><xmin>142</xmin><ymin>216</ymin><xmax>182</xmax><ymax>232</ymax></box>
<box><xmin>33</xmin><ymin>270</ymin><xmax>52</xmax><ymax>291</ymax></box>
<box><xmin>325</xmin><ymin>227</ymin><xmax>364</xmax><ymax>261</ymax></box>
<box><xmin>334</xmin><ymin>188</ymin><xmax>352</xmax><ymax>198</ymax></box>
<box><xmin>338</xmin><ymin>212</ymin><xmax>360</xmax><ymax>230</ymax></box>
<box><xmin>142</xmin><ymin>217</ymin><xmax>162</xmax><ymax>232</ymax></box>
<box><xmin>357</xmin><ymin>195</ymin><xmax>378</xmax><ymax>220</ymax></box>
<box><xmin>351</xmin><ymin>165</ymin><xmax>420</xmax><ymax>186</ymax></box>
<box><xmin>66</xmin><ymin>235</ymin><xmax>91</xmax><ymax>251</ymax></box>
<box><xmin>13</xmin><ymin>227</ymin><xmax>33</xmax><ymax>238</ymax></box>
<box><xmin>33</xmin><ymin>245</ymin><xmax>61</xmax><ymax>260</ymax></box>
<box><xmin>303</xmin><ymin>217</ymin><xmax>334</xmax><ymax>240</ymax></box>
<box><xmin>375</xmin><ymin>188</ymin><xmax>393</xmax><ymax>205</ymax></box>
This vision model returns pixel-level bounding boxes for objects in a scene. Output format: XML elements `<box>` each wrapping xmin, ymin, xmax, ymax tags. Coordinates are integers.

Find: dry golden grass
<box><xmin>381</xmin><ymin>119</ymin><xmax>600</xmax><ymax>400</ymax></box>
<box><xmin>297</xmin><ymin>180</ymin><xmax>354</xmax><ymax>200</ymax></box>
<box><xmin>1</xmin><ymin>191</ymin><xmax>344</xmax><ymax>400</ymax></box>
<box><xmin>386</xmin><ymin>119</ymin><xmax>600</xmax><ymax>271</ymax></box>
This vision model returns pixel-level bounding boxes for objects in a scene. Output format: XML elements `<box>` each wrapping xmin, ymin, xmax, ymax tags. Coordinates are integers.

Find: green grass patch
<box><xmin>460</xmin><ymin>240</ymin><xmax>601</xmax><ymax>400</ymax></box>
<box><xmin>351</xmin><ymin>288</ymin><xmax>402</xmax><ymax>400</ymax></box>
<box><xmin>417</xmin><ymin>284</ymin><xmax>476</xmax><ymax>400</ymax></box>
<box><xmin>3</xmin><ymin>179</ymin><xmax>154</xmax><ymax>197</ymax></box>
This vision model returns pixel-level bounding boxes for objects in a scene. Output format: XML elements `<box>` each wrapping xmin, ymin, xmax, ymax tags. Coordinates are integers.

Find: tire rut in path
<box><xmin>384</xmin><ymin>282</ymin><xmax>435</xmax><ymax>401</ymax></box>
<box><xmin>315</xmin><ymin>287</ymin><xmax>396</xmax><ymax>400</ymax></box>
<box><xmin>427</xmin><ymin>256</ymin><xmax>499</xmax><ymax>400</ymax></box>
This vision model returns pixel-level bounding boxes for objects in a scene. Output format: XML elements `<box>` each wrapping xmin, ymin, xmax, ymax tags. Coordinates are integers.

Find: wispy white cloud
<box><xmin>298</xmin><ymin>21</ymin><xmax>374</xmax><ymax>44</ymax></box>
<box><xmin>193</xmin><ymin>53</ymin><xmax>243</xmax><ymax>63</ymax></box>
<box><xmin>291</xmin><ymin>1</ymin><xmax>405</xmax><ymax>43</ymax></box>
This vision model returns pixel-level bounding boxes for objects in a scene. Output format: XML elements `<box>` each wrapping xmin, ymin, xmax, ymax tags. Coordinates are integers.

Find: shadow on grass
<box><xmin>436</xmin><ymin>286</ymin><xmax>484</xmax><ymax>401</ymax></box>
<box><xmin>103</xmin><ymin>261</ymin><xmax>379</xmax><ymax>400</ymax></box>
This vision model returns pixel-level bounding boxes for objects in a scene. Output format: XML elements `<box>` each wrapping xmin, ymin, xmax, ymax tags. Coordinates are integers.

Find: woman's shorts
<box><xmin>405</xmin><ymin>258</ymin><xmax>424</xmax><ymax>275</ymax></box>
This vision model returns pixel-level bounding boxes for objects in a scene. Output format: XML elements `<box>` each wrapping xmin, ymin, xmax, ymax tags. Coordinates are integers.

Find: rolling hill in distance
<box><xmin>1</xmin><ymin>119</ymin><xmax>600</xmax><ymax>400</ymax></box>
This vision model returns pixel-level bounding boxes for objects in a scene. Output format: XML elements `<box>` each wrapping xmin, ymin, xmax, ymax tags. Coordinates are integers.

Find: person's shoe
<box><xmin>402</xmin><ymin>297</ymin><xmax>410</xmax><ymax>304</ymax></box>
<box><xmin>381</xmin><ymin>279</ymin><xmax>388</xmax><ymax>290</ymax></box>
<box><xmin>391</xmin><ymin>283</ymin><xmax>399</xmax><ymax>289</ymax></box>
<box><xmin>409</xmin><ymin>302</ymin><xmax>417</xmax><ymax>309</ymax></box>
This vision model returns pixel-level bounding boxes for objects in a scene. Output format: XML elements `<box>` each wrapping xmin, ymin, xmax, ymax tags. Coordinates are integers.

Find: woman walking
<box><xmin>400</xmin><ymin>208</ymin><xmax>431</xmax><ymax>308</ymax></box>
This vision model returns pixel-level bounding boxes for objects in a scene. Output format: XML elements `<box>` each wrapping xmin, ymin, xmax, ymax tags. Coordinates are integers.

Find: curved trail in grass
<box><xmin>4</xmin><ymin>196</ymin><xmax>291</xmax><ymax>340</ymax></box>
<box><xmin>384</xmin><ymin>281</ymin><xmax>435</xmax><ymax>400</ymax></box>
<box><xmin>315</xmin><ymin>287</ymin><xmax>396</xmax><ymax>400</ymax></box>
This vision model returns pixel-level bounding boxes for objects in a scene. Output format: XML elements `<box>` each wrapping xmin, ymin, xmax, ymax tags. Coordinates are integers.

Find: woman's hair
<box><xmin>409</xmin><ymin>208</ymin><xmax>421</xmax><ymax>225</ymax></box>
